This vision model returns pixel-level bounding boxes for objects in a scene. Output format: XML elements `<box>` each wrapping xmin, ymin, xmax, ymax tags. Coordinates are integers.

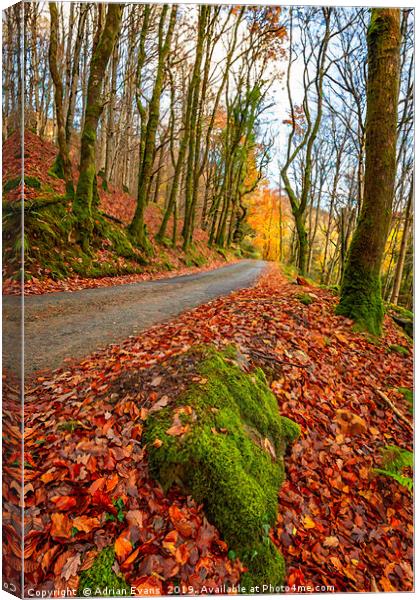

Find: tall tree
<box><xmin>337</xmin><ymin>8</ymin><xmax>401</xmax><ymax>334</ymax></box>
<box><xmin>129</xmin><ymin>4</ymin><xmax>177</xmax><ymax>252</ymax></box>
<box><xmin>48</xmin><ymin>2</ymin><xmax>73</xmax><ymax>195</ymax></box>
<box><xmin>281</xmin><ymin>8</ymin><xmax>332</xmax><ymax>275</ymax></box>
<box><xmin>390</xmin><ymin>174</ymin><xmax>413</xmax><ymax>304</ymax></box>
<box><xmin>73</xmin><ymin>3</ymin><xmax>123</xmax><ymax>251</ymax></box>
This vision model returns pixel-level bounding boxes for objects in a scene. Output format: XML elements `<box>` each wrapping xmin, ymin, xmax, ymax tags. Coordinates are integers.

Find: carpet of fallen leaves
<box><xmin>2</xmin><ymin>131</ymin><xmax>236</xmax><ymax>296</ymax></box>
<box><xmin>2</xmin><ymin>265</ymin><xmax>413</xmax><ymax>595</ymax></box>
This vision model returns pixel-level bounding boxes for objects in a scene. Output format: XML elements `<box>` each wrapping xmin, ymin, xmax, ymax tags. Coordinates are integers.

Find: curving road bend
<box><xmin>2</xmin><ymin>260</ymin><xmax>266</xmax><ymax>374</ymax></box>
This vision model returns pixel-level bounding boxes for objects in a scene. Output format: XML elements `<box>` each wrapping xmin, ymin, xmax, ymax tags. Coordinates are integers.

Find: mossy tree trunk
<box><xmin>72</xmin><ymin>3</ymin><xmax>123</xmax><ymax>252</ymax></box>
<box><xmin>181</xmin><ymin>6</ymin><xmax>208</xmax><ymax>251</ymax></box>
<box><xmin>337</xmin><ymin>9</ymin><xmax>401</xmax><ymax>335</ymax></box>
<box><xmin>48</xmin><ymin>2</ymin><xmax>74</xmax><ymax>196</ymax></box>
<box><xmin>129</xmin><ymin>5</ymin><xmax>177</xmax><ymax>253</ymax></box>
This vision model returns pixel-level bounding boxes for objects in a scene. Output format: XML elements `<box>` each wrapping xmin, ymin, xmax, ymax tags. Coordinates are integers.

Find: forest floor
<box><xmin>3</xmin><ymin>260</ymin><xmax>266</xmax><ymax>373</ymax></box>
<box><xmin>3</xmin><ymin>263</ymin><xmax>413</xmax><ymax>594</ymax></box>
<box><xmin>2</xmin><ymin>131</ymin><xmax>241</xmax><ymax>296</ymax></box>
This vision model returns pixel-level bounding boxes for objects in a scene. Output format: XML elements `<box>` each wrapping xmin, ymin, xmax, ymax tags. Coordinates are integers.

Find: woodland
<box><xmin>1</xmin><ymin>2</ymin><xmax>414</xmax><ymax>597</ymax></box>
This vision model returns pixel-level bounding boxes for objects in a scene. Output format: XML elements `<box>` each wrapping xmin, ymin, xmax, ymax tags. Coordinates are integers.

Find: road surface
<box><xmin>3</xmin><ymin>260</ymin><xmax>266</xmax><ymax>374</ymax></box>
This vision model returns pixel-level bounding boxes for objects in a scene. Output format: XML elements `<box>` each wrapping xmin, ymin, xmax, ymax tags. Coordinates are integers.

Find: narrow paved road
<box><xmin>3</xmin><ymin>260</ymin><xmax>266</xmax><ymax>374</ymax></box>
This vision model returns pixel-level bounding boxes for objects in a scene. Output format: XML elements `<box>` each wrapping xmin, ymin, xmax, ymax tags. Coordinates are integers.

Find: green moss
<box><xmin>49</xmin><ymin>154</ymin><xmax>65</xmax><ymax>180</ymax></box>
<box><xmin>281</xmin><ymin>263</ymin><xmax>298</xmax><ymax>282</ymax></box>
<box><xmin>217</xmin><ymin>247</ymin><xmax>228</xmax><ymax>260</ymax></box>
<box><xmin>4</xmin><ymin>176</ymin><xmax>41</xmax><ymax>192</ymax></box>
<box><xmin>98</xmin><ymin>217</ymin><xmax>148</xmax><ymax>265</ymax></box>
<box><xmin>241</xmin><ymin>541</ymin><xmax>285</xmax><ymax>593</ymax></box>
<box><xmin>184</xmin><ymin>248</ymin><xmax>206</xmax><ymax>267</ymax></box>
<box><xmin>57</xmin><ymin>419</ymin><xmax>85</xmax><ymax>432</ymax></box>
<box><xmin>336</xmin><ymin>265</ymin><xmax>384</xmax><ymax>335</ymax></box>
<box><xmin>389</xmin><ymin>344</ymin><xmax>410</xmax><ymax>357</ymax></box>
<box><xmin>145</xmin><ymin>347</ymin><xmax>300</xmax><ymax>590</ymax></box>
<box><xmin>387</xmin><ymin>303</ymin><xmax>413</xmax><ymax>321</ymax></box>
<box><xmin>295</xmin><ymin>292</ymin><xmax>313</xmax><ymax>306</ymax></box>
<box><xmin>78</xmin><ymin>547</ymin><xmax>128</xmax><ymax>597</ymax></box>
<box><xmin>397</xmin><ymin>387</ymin><xmax>413</xmax><ymax>414</ymax></box>
<box><xmin>25</xmin><ymin>176</ymin><xmax>42</xmax><ymax>190</ymax></box>
<box><xmin>386</xmin><ymin>303</ymin><xmax>413</xmax><ymax>338</ymax></box>
<box><xmin>2</xmin><ymin>195</ymin><xmax>150</xmax><ymax>281</ymax></box>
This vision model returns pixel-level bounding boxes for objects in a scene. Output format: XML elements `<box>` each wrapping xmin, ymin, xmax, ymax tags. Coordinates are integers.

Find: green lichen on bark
<box><xmin>144</xmin><ymin>346</ymin><xmax>300</xmax><ymax>591</ymax></box>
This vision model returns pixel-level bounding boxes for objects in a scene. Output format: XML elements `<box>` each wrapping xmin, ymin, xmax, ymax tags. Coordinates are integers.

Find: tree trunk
<box><xmin>182</xmin><ymin>6</ymin><xmax>208</xmax><ymax>250</ymax></box>
<box><xmin>130</xmin><ymin>5</ymin><xmax>177</xmax><ymax>252</ymax></box>
<box><xmin>73</xmin><ymin>3</ymin><xmax>123</xmax><ymax>251</ymax></box>
<box><xmin>390</xmin><ymin>175</ymin><xmax>413</xmax><ymax>304</ymax></box>
<box><xmin>337</xmin><ymin>8</ymin><xmax>401</xmax><ymax>334</ymax></box>
<box><xmin>48</xmin><ymin>2</ymin><xmax>74</xmax><ymax>195</ymax></box>
<box><xmin>65</xmin><ymin>4</ymin><xmax>88</xmax><ymax>145</ymax></box>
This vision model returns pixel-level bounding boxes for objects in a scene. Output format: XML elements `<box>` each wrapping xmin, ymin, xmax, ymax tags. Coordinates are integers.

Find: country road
<box><xmin>2</xmin><ymin>260</ymin><xmax>266</xmax><ymax>374</ymax></box>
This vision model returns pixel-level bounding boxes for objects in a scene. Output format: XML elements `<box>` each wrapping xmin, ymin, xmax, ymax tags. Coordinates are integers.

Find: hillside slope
<box><xmin>2</xmin><ymin>132</ymin><xmax>239</xmax><ymax>295</ymax></box>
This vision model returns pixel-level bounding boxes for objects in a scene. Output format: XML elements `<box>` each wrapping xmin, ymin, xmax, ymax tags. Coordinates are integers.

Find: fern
<box><xmin>373</xmin><ymin>445</ymin><xmax>413</xmax><ymax>493</ymax></box>
<box><xmin>373</xmin><ymin>468</ymin><xmax>413</xmax><ymax>493</ymax></box>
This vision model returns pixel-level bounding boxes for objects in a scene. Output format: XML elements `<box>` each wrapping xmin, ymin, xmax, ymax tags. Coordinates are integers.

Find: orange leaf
<box><xmin>121</xmin><ymin>547</ymin><xmax>140</xmax><ymax>570</ymax></box>
<box><xmin>166</xmin><ymin>424</ymin><xmax>190</xmax><ymax>437</ymax></box>
<box><xmin>169</xmin><ymin>505</ymin><xmax>193</xmax><ymax>538</ymax></box>
<box><xmin>72</xmin><ymin>516</ymin><xmax>100</xmax><ymax>534</ymax></box>
<box><xmin>106</xmin><ymin>472</ymin><xmax>119</xmax><ymax>493</ymax></box>
<box><xmin>50</xmin><ymin>513</ymin><xmax>72</xmax><ymax>540</ymax></box>
<box><xmin>41</xmin><ymin>471</ymin><xmax>56</xmax><ymax>484</ymax></box>
<box><xmin>51</xmin><ymin>496</ymin><xmax>77</xmax><ymax>511</ymax></box>
<box><xmin>115</xmin><ymin>531</ymin><xmax>132</xmax><ymax>562</ymax></box>
<box><xmin>88</xmin><ymin>477</ymin><xmax>106</xmax><ymax>494</ymax></box>
<box><xmin>175</xmin><ymin>543</ymin><xmax>189</xmax><ymax>565</ymax></box>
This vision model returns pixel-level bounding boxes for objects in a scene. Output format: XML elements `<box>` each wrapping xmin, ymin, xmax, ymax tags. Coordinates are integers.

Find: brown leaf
<box><xmin>62</xmin><ymin>552</ymin><xmax>81</xmax><ymax>581</ymax></box>
<box><xmin>149</xmin><ymin>395</ymin><xmax>170</xmax><ymax>413</ymax></box>
<box><xmin>323</xmin><ymin>536</ymin><xmax>339</xmax><ymax>548</ymax></box>
<box><xmin>166</xmin><ymin>424</ymin><xmax>190</xmax><ymax>437</ymax></box>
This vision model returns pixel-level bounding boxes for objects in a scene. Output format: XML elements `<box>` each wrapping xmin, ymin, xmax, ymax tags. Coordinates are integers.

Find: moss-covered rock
<box><xmin>144</xmin><ymin>346</ymin><xmax>300</xmax><ymax>591</ymax></box>
<box><xmin>386</xmin><ymin>303</ymin><xmax>413</xmax><ymax>338</ymax></box>
<box><xmin>78</xmin><ymin>547</ymin><xmax>128</xmax><ymax>597</ymax></box>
